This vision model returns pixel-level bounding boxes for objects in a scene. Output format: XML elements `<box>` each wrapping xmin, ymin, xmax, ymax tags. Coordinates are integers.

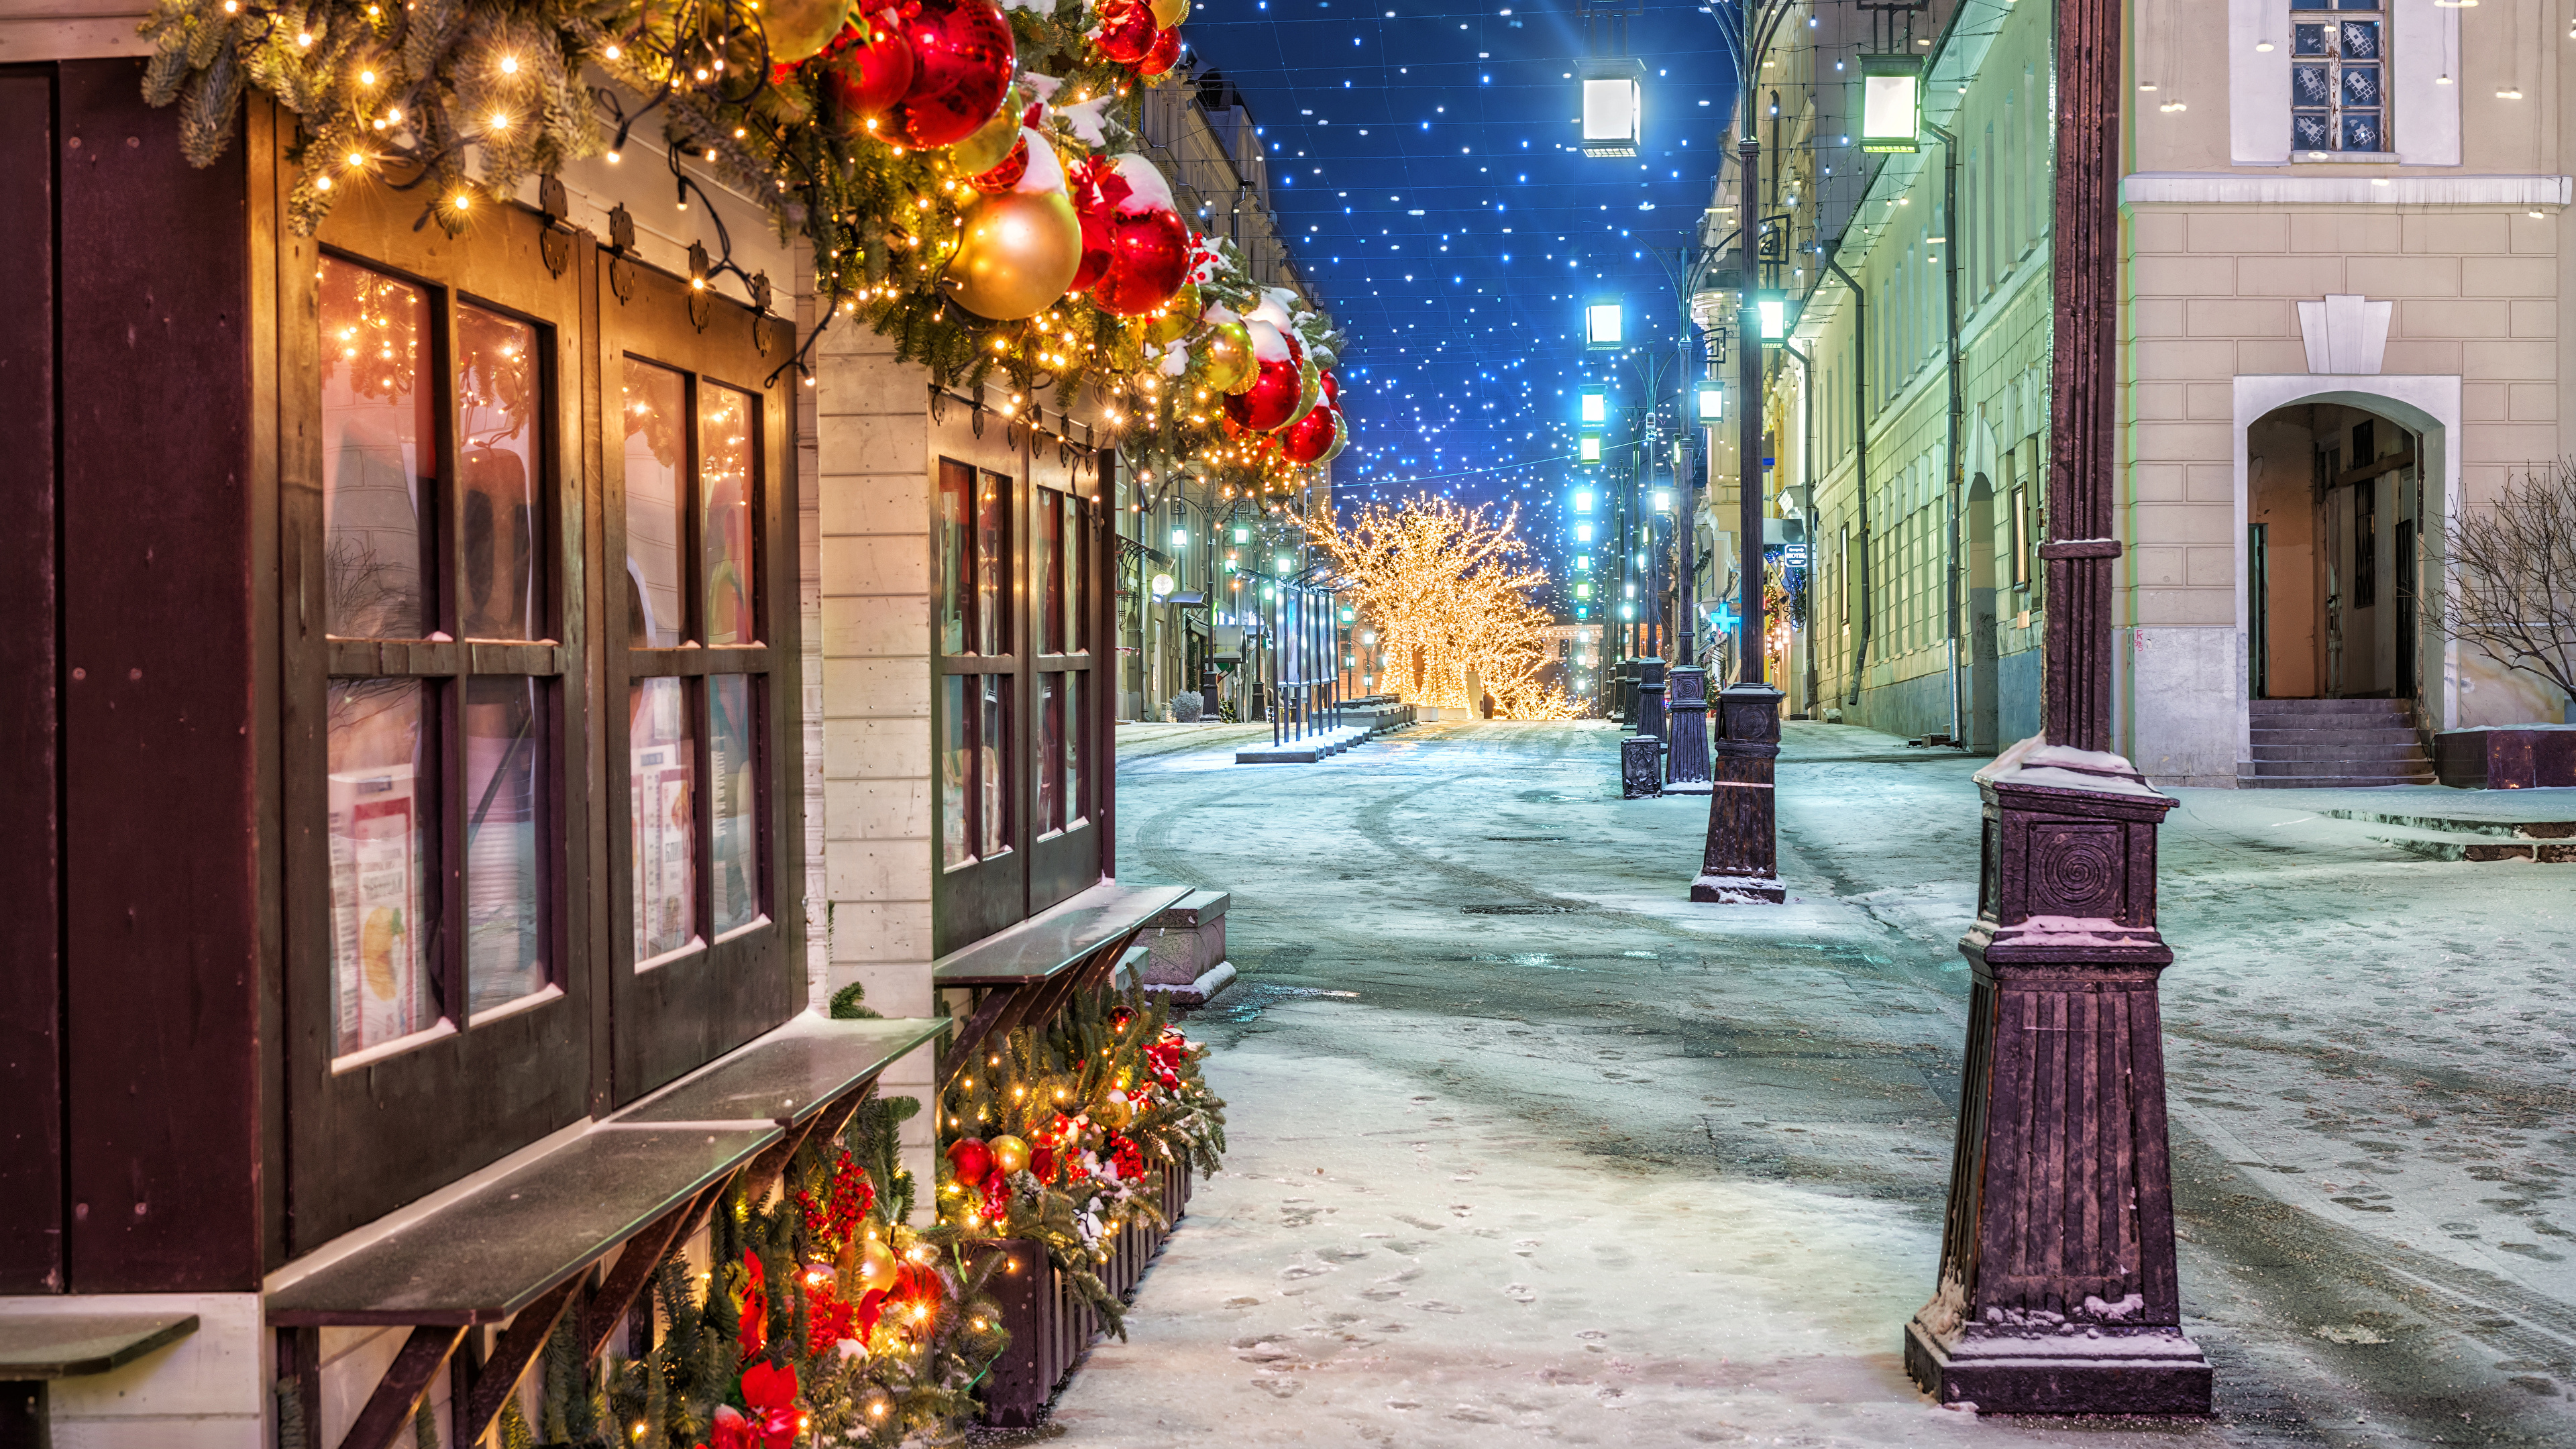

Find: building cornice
<box><xmin>2122</xmin><ymin>172</ymin><xmax>2572</xmax><ymax>208</ymax></box>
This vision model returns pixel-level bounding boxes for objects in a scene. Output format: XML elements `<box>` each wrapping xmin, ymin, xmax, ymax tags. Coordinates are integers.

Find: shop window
<box><xmin>317</xmin><ymin>258</ymin><xmax>557</xmax><ymax>1063</ymax></box>
<box><xmin>932</xmin><ymin>419</ymin><xmax>1110</xmax><ymax>955</ymax></box>
<box><xmin>286</xmin><ymin>186</ymin><xmax>796</xmax><ymax>1249</ymax></box>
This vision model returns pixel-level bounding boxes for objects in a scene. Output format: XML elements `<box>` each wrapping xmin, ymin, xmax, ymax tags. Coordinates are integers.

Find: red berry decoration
<box><xmin>1281</xmin><ymin>400</ymin><xmax>1340</xmax><ymax>464</ymax></box>
<box><xmin>822</xmin><ymin>11</ymin><xmax>916</xmax><ymax>128</ymax></box>
<box><xmin>893</xmin><ymin>0</ymin><xmax>1016</xmax><ymax>150</ymax></box>
<box><xmin>1136</xmin><ymin>25</ymin><xmax>1181</xmax><ymax>76</ymax></box>
<box><xmin>1222</xmin><ymin>319</ymin><xmax>1304</xmax><ymax>432</ymax></box>
<box><xmin>947</xmin><ymin>1136</ymin><xmax>994</xmax><ymax>1184</ymax></box>
<box><xmin>1092</xmin><ymin>156</ymin><xmax>1189</xmax><ymax>316</ymax></box>
<box><xmin>1092</xmin><ymin>0</ymin><xmax>1157</xmax><ymax>64</ymax></box>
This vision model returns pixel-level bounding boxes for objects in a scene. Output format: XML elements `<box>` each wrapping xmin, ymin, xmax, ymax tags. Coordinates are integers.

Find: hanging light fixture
<box><xmin>1858</xmin><ymin>54</ymin><xmax>1924</xmax><ymax>153</ymax></box>
<box><xmin>1578</xmin><ymin>57</ymin><xmax>1645</xmax><ymax>158</ymax></box>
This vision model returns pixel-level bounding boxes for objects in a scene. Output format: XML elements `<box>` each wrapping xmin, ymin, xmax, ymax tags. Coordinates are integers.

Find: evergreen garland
<box><xmin>138</xmin><ymin>0</ymin><xmax>1351</xmax><ymax>502</ymax></box>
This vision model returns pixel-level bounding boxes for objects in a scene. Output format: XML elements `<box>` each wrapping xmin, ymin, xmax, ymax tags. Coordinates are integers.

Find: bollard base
<box><xmin>1619</xmin><ymin>736</ymin><xmax>1662</xmax><ymax>798</ymax></box>
<box><xmin>1904</xmin><ymin>1317</ymin><xmax>2211</xmax><ymax>1417</ymax></box>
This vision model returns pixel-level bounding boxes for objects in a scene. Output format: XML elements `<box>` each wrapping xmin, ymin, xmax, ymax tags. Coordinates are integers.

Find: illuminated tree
<box><xmin>1307</xmin><ymin>496</ymin><xmax>1576</xmax><ymax>718</ymax></box>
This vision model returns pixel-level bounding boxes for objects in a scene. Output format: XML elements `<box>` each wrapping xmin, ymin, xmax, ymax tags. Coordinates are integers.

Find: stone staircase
<box><xmin>2245</xmin><ymin>698</ymin><xmax>2435</xmax><ymax>788</ymax></box>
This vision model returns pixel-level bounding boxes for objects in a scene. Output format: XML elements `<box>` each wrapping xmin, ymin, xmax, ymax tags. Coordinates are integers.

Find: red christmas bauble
<box><xmin>1093</xmin><ymin>0</ymin><xmax>1158</xmax><ymax>64</ymax></box>
<box><xmin>1136</xmin><ymin>25</ymin><xmax>1181</xmax><ymax>76</ymax></box>
<box><xmin>947</xmin><ymin>1137</ymin><xmax>993</xmax><ymax>1185</ymax></box>
<box><xmin>1221</xmin><ymin>321</ymin><xmax>1303</xmax><ymax>432</ymax></box>
<box><xmin>1095</xmin><ymin>207</ymin><xmax>1189</xmax><ymax>315</ymax></box>
<box><xmin>822</xmin><ymin>12</ymin><xmax>916</xmax><ymax>125</ymax></box>
<box><xmin>968</xmin><ymin>131</ymin><xmax>1030</xmax><ymax>193</ymax></box>
<box><xmin>1067</xmin><ymin>154</ymin><xmax>1121</xmax><ymax>292</ymax></box>
<box><xmin>1318</xmin><ymin>370</ymin><xmax>1339</xmax><ymax>407</ymax></box>
<box><xmin>1281</xmin><ymin>401</ymin><xmax>1340</xmax><ymax>464</ymax></box>
<box><xmin>892</xmin><ymin>0</ymin><xmax>1016</xmax><ymax>150</ymax></box>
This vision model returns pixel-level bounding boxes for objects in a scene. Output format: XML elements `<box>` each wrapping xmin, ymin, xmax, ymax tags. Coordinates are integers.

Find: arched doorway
<box><xmin>2243</xmin><ymin>398</ymin><xmax>2436</xmax><ymax>785</ymax></box>
<box><xmin>1964</xmin><ymin>472</ymin><xmax>2000</xmax><ymax>753</ymax></box>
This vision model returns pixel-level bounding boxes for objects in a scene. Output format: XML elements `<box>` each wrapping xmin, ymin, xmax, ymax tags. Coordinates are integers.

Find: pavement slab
<box><xmin>1035</xmin><ymin>720</ymin><xmax>2576</xmax><ymax>1447</ymax></box>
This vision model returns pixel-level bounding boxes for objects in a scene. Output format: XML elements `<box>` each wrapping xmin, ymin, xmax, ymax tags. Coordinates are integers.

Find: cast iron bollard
<box><xmin>1691</xmin><ymin>683</ymin><xmax>1784</xmax><ymax>900</ymax></box>
<box><xmin>1903</xmin><ymin>741</ymin><xmax>2210</xmax><ymax>1413</ymax></box>
<box><xmin>1619</xmin><ymin>735</ymin><xmax>1662</xmax><ymax>798</ymax></box>
<box><xmin>1664</xmin><ymin>666</ymin><xmax>1713</xmax><ymax>790</ymax></box>
<box><xmin>1634</xmin><ymin>657</ymin><xmax>1668</xmax><ymax>744</ymax></box>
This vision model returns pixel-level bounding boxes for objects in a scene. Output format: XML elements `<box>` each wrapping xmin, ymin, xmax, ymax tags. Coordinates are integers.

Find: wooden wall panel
<box><xmin>0</xmin><ymin>68</ymin><xmax>64</xmax><ymax>1295</ymax></box>
<box><xmin>58</xmin><ymin>59</ymin><xmax>264</xmax><ymax>1293</ymax></box>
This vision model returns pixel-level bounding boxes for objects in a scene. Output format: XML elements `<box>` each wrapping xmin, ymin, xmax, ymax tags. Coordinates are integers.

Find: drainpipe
<box><xmin>1786</xmin><ymin>343</ymin><xmax>1819</xmax><ymax>720</ymax></box>
<box><xmin>1823</xmin><ymin>256</ymin><xmax>1870</xmax><ymax>708</ymax></box>
<box><xmin>1925</xmin><ymin>119</ymin><xmax>1966</xmax><ymax>747</ymax></box>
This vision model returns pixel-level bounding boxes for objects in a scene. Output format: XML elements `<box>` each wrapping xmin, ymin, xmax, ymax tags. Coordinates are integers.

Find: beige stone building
<box><xmin>1714</xmin><ymin>0</ymin><xmax>2573</xmax><ymax>782</ymax></box>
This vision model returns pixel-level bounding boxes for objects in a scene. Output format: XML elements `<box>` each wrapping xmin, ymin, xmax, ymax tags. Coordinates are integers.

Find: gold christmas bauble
<box><xmin>757</xmin><ymin>0</ymin><xmax>853</xmax><ymax>64</ymax></box>
<box><xmin>1143</xmin><ymin>283</ymin><xmax>1201</xmax><ymax>345</ymax></box>
<box><xmin>857</xmin><ymin>1238</ymin><xmax>900</xmax><ymax>1293</ymax></box>
<box><xmin>941</xmin><ymin>191</ymin><xmax>1082</xmax><ymax>321</ymax></box>
<box><xmin>987</xmin><ymin>1133</ymin><xmax>1032</xmax><ymax>1175</ymax></box>
<box><xmin>1202</xmin><ymin>319</ymin><xmax>1256</xmax><ymax>394</ymax></box>
<box><xmin>947</xmin><ymin>95</ymin><xmax>1022</xmax><ymax>174</ymax></box>
<box><xmin>1093</xmin><ymin>1092</ymin><xmax>1133</xmax><ymax>1130</ymax></box>
<box><xmin>1148</xmin><ymin>0</ymin><xmax>1190</xmax><ymax>25</ymax></box>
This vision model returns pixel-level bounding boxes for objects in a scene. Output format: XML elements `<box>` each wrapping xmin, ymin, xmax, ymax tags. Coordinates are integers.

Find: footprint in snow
<box><xmin>1254</xmin><ymin>1378</ymin><xmax>1303</xmax><ymax>1399</ymax></box>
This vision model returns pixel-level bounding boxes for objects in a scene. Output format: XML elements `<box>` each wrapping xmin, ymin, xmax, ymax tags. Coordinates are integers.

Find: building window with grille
<box><xmin>2291</xmin><ymin>0</ymin><xmax>2386</xmax><ymax>154</ymax></box>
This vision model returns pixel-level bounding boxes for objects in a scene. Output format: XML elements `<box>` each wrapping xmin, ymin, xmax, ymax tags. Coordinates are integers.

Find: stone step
<box><xmin>2247</xmin><ymin>743</ymin><xmax>2434</xmax><ymax>763</ymax></box>
<box><xmin>2247</xmin><ymin>756</ymin><xmax>2435</xmax><ymax>780</ymax></box>
<box><xmin>2250</xmin><ymin>698</ymin><xmax>2412</xmax><ymax>717</ymax></box>
<box><xmin>2247</xmin><ymin>727</ymin><xmax>2425</xmax><ymax>745</ymax></box>
<box><xmin>2243</xmin><ymin>773</ymin><xmax>2440</xmax><ymax>788</ymax></box>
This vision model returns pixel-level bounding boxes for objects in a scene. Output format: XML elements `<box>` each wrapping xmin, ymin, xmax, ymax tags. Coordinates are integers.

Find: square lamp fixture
<box><xmin>1232</xmin><ymin>525</ymin><xmax>1249</xmax><ymax>543</ymax></box>
<box><xmin>1583</xmin><ymin>301</ymin><xmax>1623</xmax><ymax>350</ymax></box>
<box><xmin>1753</xmin><ymin>290</ymin><xmax>1794</xmax><ymax>343</ymax></box>
<box><xmin>1171</xmin><ymin>527</ymin><xmax>1188</xmax><ymax>547</ymax></box>
<box><xmin>1654</xmin><ymin>489</ymin><xmax>1674</xmax><ymax>513</ymax></box>
<box><xmin>1860</xmin><ymin>54</ymin><xmax>1924</xmax><ymax>154</ymax></box>
<box><xmin>1696</xmin><ymin>383</ymin><xmax>1724</xmax><ymax>423</ymax></box>
<box><xmin>1578</xmin><ymin>433</ymin><xmax>1603</xmax><ymax>463</ymax></box>
<box><xmin>1579</xmin><ymin>384</ymin><xmax>1607</xmax><ymax>424</ymax></box>
<box><xmin>1572</xmin><ymin>487</ymin><xmax>1593</xmax><ymax>513</ymax></box>
<box><xmin>1579</xmin><ymin>57</ymin><xmax>1646</xmax><ymax>158</ymax></box>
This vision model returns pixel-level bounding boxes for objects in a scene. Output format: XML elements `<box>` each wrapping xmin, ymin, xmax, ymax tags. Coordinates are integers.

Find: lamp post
<box><xmin>1900</xmin><ymin>0</ymin><xmax>2211</xmax><ymax>1414</ymax></box>
<box><xmin>1693</xmin><ymin>0</ymin><xmax>1797</xmax><ymax>904</ymax></box>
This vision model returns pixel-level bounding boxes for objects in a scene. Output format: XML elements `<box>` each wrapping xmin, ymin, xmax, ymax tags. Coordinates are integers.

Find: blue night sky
<box><xmin>1181</xmin><ymin>1</ymin><xmax>1743</xmax><ymax>565</ymax></box>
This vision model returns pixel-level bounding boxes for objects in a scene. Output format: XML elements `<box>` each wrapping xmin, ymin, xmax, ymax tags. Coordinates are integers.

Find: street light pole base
<box><xmin>1688</xmin><ymin>873</ymin><xmax>1783</xmax><ymax>903</ymax></box>
<box><xmin>1903</xmin><ymin>1316</ymin><xmax>2212</xmax><ymax>1416</ymax></box>
<box><xmin>1693</xmin><ymin>682</ymin><xmax>1784</xmax><ymax>904</ymax></box>
<box><xmin>1910</xmin><ymin>737</ymin><xmax>2208</xmax><ymax>1417</ymax></box>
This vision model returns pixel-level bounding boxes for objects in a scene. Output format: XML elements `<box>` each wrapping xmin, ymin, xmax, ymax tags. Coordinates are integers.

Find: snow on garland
<box><xmin>138</xmin><ymin>0</ymin><xmax>1347</xmax><ymax>498</ymax></box>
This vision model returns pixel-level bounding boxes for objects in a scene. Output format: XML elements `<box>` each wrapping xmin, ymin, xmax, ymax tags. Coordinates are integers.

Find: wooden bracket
<box><xmin>335</xmin><ymin>1325</ymin><xmax>466</xmax><ymax>1449</ymax></box>
<box><xmin>579</xmin><ymin>1183</ymin><xmax>722</xmax><ymax>1361</ymax></box>
<box><xmin>454</xmin><ymin>1275</ymin><xmax>580</xmax><ymax>1446</ymax></box>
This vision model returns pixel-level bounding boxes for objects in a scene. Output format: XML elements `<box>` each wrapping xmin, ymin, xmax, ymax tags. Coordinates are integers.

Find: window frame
<box><xmin>598</xmin><ymin>254</ymin><xmax>801</xmax><ymax>1106</ymax></box>
<box><xmin>930</xmin><ymin>405</ymin><xmax>1112</xmax><ymax>958</ymax></box>
<box><xmin>286</xmin><ymin>192</ymin><xmax>594</xmax><ymax>1249</ymax></box>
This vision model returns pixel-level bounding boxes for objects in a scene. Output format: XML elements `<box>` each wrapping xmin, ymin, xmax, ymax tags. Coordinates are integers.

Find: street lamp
<box><xmin>1696</xmin><ymin>382</ymin><xmax>1725</xmax><ymax>423</ymax></box>
<box><xmin>1150</xmin><ymin>572</ymin><xmax>1175</xmax><ymax>597</ymax></box>
<box><xmin>1583</xmin><ymin>301</ymin><xmax>1623</xmax><ymax>350</ymax></box>
<box><xmin>1752</xmin><ymin>290</ymin><xmax>1795</xmax><ymax>343</ymax></box>
<box><xmin>1859</xmin><ymin>54</ymin><xmax>1925</xmax><ymax>154</ymax></box>
<box><xmin>1578</xmin><ymin>56</ymin><xmax>1644</xmax><ymax>157</ymax></box>
<box><xmin>1577</xmin><ymin>433</ymin><xmax>1603</xmax><ymax>463</ymax></box>
<box><xmin>1171</xmin><ymin>527</ymin><xmax>1189</xmax><ymax>549</ymax></box>
<box><xmin>1571</xmin><ymin>487</ymin><xmax>1593</xmax><ymax>513</ymax></box>
<box><xmin>1578</xmin><ymin>384</ymin><xmax>1608</xmax><ymax>424</ymax></box>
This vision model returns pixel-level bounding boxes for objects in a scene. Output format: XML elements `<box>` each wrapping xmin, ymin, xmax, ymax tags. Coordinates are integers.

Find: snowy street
<box><xmin>1046</xmin><ymin>720</ymin><xmax>2576</xmax><ymax>1447</ymax></box>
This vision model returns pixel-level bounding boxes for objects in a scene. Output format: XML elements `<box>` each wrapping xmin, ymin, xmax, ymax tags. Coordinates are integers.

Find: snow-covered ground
<box><xmin>1044</xmin><ymin>720</ymin><xmax>2576</xmax><ymax>1446</ymax></box>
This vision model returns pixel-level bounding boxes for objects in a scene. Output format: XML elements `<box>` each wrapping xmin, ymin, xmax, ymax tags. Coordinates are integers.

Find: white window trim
<box><xmin>2229</xmin><ymin>0</ymin><xmax>2457</xmax><ymax>166</ymax></box>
